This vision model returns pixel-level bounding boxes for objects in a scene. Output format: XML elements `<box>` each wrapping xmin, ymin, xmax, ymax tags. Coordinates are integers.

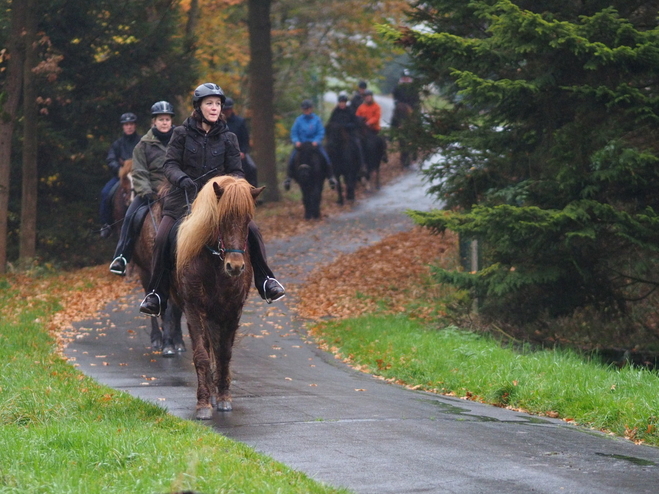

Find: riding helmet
<box><xmin>223</xmin><ymin>97</ymin><xmax>235</xmax><ymax>110</ymax></box>
<box><xmin>338</xmin><ymin>94</ymin><xmax>348</xmax><ymax>103</ymax></box>
<box><xmin>120</xmin><ymin>112</ymin><xmax>137</xmax><ymax>124</ymax></box>
<box><xmin>150</xmin><ymin>101</ymin><xmax>175</xmax><ymax>116</ymax></box>
<box><xmin>364</xmin><ymin>90</ymin><xmax>374</xmax><ymax>97</ymax></box>
<box><xmin>301</xmin><ymin>99</ymin><xmax>313</xmax><ymax>109</ymax></box>
<box><xmin>358</xmin><ymin>80</ymin><xmax>367</xmax><ymax>89</ymax></box>
<box><xmin>192</xmin><ymin>83</ymin><xmax>226</xmax><ymax>108</ymax></box>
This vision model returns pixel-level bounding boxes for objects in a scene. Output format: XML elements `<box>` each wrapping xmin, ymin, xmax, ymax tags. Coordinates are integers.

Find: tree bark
<box><xmin>0</xmin><ymin>2</ymin><xmax>26</xmax><ymax>273</ymax></box>
<box><xmin>19</xmin><ymin>0</ymin><xmax>39</xmax><ymax>262</ymax></box>
<box><xmin>248</xmin><ymin>0</ymin><xmax>280</xmax><ymax>202</ymax></box>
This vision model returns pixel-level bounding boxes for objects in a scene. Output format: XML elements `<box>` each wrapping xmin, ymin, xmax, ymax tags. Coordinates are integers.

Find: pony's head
<box><xmin>177</xmin><ymin>176</ymin><xmax>264</xmax><ymax>277</ymax></box>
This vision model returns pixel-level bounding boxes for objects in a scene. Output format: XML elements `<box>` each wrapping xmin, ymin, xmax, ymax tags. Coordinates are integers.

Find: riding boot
<box><xmin>248</xmin><ymin>221</ymin><xmax>285</xmax><ymax>303</ymax></box>
<box><xmin>110</xmin><ymin>196</ymin><xmax>145</xmax><ymax>275</ymax></box>
<box><xmin>140</xmin><ymin>215</ymin><xmax>176</xmax><ymax>316</ymax></box>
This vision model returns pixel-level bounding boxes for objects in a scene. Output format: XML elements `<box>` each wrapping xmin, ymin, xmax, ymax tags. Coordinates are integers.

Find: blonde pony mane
<box><xmin>176</xmin><ymin>176</ymin><xmax>255</xmax><ymax>274</ymax></box>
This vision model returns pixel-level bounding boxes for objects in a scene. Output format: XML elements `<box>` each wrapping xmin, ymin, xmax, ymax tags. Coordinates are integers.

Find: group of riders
<box><xmin>100</xmin><ymin>83</ymin><xmax>285</xmax><ymax>318</ymax></box>
<box><xmin>99</xmin><ymin>73</ymin><xmax>418</xmax><ymax>317</ymax></box>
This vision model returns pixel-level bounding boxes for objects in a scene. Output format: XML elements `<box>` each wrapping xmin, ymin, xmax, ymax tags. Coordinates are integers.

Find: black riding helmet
<box><xmin>151</xmin><ymin>101</ymin><xmax>175</xmax><ymax>116</ymax></box>
<box><xmin>223</xmin><ymin>97</ymin><xmax>234</xmax><ymax>110</ymax></box>
<box><xmin>338</xmin><ymin>94</ymin><xmax>348</xmax><ymax>103</ymax></box>
<box><xmin>192</xmin><ymin>83</ymin><xmax>226</xmax><ymax>109</ymax></box>
<box><xmin>120</xmin><ymin>112</ymin><xmax>137</xmax><ymax>124</ymax></box>
<box><xmin>301</xmin><ymin>99</ymin><xmax>313</xmax><ymax>109</ymax></box>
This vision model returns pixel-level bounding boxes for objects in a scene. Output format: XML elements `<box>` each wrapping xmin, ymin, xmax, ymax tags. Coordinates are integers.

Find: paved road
<box><xmin>65</xmin><ymin>171</ymin><xmax>659</xmax><ymax>493</ymax></box>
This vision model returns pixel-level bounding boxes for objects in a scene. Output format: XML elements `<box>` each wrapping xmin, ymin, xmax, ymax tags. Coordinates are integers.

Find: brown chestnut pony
<box><xmin>173</xmin><ymin>176</ymin><xmax>264</xmax><ymax>420</ymax></box>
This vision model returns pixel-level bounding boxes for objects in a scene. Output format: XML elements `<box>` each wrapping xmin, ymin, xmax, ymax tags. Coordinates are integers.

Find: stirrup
<box><xmin>139</xmin><ymin>291</ymin><xmax>162</xmax><ymax>317</ymax></box>
<box><xmin>109</xmin><ymin>256</ymin><xmax>127</xmax><ymax>275</ymax></box>
<box><xmin>263</xmin><ymin>277</ymin><xmax>285</xmax><ymax>304</ymax></box>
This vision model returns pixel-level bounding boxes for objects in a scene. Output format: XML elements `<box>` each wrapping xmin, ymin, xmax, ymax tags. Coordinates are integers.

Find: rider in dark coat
<box><xmin>139</xmin><ymin>83</ymin><xmax>285</xmax><ymax>316</ymax></box>
<box><xmin>223</xmin><ymin>97</ymin><xmax>258</xmax><ymax>187</ymax></box>
<box><xmin>326</xmin><ymin>94</ymin><xmax>366</xmax><ymax>173</ymax></box>
<box><xmin>99</xmin><ymin>113</ymin><xmax>140</xmax><ymax>238</ymax></box>
<box><xmin>349</xmin><ymin>80</ymin><xmax>368</xmax><ymax>114</ymax></box>
<box><xmin>109</xmin><ymin>101</ymin><xmax>175</xmax><ymax>275</ymax></box>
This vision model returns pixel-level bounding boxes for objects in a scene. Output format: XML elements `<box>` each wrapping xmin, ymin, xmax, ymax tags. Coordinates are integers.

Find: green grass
<box><xmin>311</xmin><ymin>314</ymin><xmax>659</xmax><ymax>445</ymax></box>
<box><xmin>0</xmin><ymin>281</ymin><xmax>347</xmax><ymax>494</ymax></box>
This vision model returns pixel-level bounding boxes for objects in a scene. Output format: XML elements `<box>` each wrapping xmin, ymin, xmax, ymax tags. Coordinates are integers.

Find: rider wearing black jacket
<box><xmin>139</xmin><ymin>83</ymin><xmax>285</xmax><ymax>317</ymax></box>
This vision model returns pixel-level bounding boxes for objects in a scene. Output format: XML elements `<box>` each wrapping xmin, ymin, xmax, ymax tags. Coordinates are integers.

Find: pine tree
<box><xmin>384</xmin><ymin>1</ymin><xmax>659</xmax><ymax>323</ymax></box>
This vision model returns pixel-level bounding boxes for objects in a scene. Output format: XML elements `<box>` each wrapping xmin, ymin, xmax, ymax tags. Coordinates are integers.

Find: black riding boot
<box><xmin>139</xmin><ymin>215</ymin><xmax>176</xmax><ymax>316</ymax></box>
<box><xmin>110</xmin><ymin>196</ymin><xmax>146</xmax><ymax>275</ymax></box>
<box><xmin>248</xmin><ymin>221</ymin><xmax>285</xmax><ymax>303</ymax></box>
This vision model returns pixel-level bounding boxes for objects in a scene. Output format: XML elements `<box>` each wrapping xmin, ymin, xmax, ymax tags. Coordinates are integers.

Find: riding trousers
<box><xmin>99</xmin><ymin>176</ymin><xmax>119</xmax><ymax>226</ymax></box>
<box><xmin>287</xmin><ymin>144</ymin><xmax>334</xmax><ymax>178</ymax></box>
<box><xmin>147</xmin><ymin>213</ymin><xmax>275</xmax><ymax>311</ymax></box>
<box><xmin>112</xmin><ymin>195</ymin><xmax>149</xmax><ymax>264</ymax></box>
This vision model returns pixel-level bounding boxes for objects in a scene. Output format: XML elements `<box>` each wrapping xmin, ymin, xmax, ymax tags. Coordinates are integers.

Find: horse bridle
<box><xmin>206</xmin><ymin>230</ymin><xmax>248</xmax><ymax>262</ymax></box>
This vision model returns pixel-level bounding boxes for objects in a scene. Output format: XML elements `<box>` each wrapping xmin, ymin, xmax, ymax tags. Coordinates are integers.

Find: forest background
<box><xmin>0</xmin><ymin>0</ymin><xmax>409</xmax><ymax>272</ymax></box>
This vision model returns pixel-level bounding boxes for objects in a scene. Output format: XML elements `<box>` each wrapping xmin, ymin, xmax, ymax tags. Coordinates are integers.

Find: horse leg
<box><xmin>187</xmin><ymin>313</ymin><xmax>214</xmax><ymax>419</ymax></box>
<box><xmin>172</xmin><ymin>304</ymin><xmax>186</xmax><ymax>352</ymax></box>
<box><xmin>215</xmin><ymin>323</ymin><xmax>238</xmax><ymax>412</ymax></box>
<box><xmin>336</xmin><ymin>176</ymin><xmax>344</xmax><ymax>205</ymax></box>
<box><xmin>161</xmin><ymin>304</ymin><xmax>179</xmax><ymax>357</ymax></box>
<box><xmin>149</xmin><ymin>315</ymin><xmax>163</xmax><ymax>352</ymax></box>
<box><xmin>302</xmin><ymin>186</ymin><xmax>313</xmax><ymax>220</ymax></box>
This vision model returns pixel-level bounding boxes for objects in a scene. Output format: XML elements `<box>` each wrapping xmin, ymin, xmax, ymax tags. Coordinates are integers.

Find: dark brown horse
<box><xmin>173</xmin><ymin>176</ymin><xmax>264</xmax><ymax>419</ymax></box>
<box><xmin>131</xmin><ymin>195</ymin><xmax>185</xmax><ymax>356</ymax></box>
<box><xmin>110</xmin><ymin>159</ymin><xmax>133</xmax><ymax>236</ymax></box>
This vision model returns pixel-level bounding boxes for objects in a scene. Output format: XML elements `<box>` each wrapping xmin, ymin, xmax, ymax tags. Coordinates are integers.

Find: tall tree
<box><xmin>0</xmin><ymin>1</ymin><xmax>26</xmax><ymax>273</ymax></box>
<box><xmin>19</xmin><ymin>0</ymin><xmax>38</xmax><ymax>262</ymax></box>
<box><xmin>248</xmin><ymin>0</ymin><xmax>279</xmax><ymax>202</ymax></box>
<box><xmin>386</xmin><ymin>1</ymin><xmax>659</xmax><ymax>325</ymax></box>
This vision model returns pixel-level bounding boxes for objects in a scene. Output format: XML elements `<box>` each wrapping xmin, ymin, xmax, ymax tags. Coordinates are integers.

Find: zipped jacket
<box><xmin>131</xmin><ymin>127</ymin><xmax>169</xmax><ymax>198</ymax></box>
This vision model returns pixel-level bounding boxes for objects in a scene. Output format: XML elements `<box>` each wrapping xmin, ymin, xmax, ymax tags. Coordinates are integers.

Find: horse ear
<box><xmin>213</xmin><ymin>181</ymin><xmax>224</xmax><ymax>199</ymax></box>
<box><xmin>251</xmin><ymin>186</ymin><xmax>265</xmax><ymax>201</ymax></box>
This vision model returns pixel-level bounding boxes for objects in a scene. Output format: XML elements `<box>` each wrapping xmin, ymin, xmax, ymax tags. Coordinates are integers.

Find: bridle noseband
<box><xmin>206</xmin><ymin>231</ymin><xmax>247</xmax><ymax>262</ymax></box>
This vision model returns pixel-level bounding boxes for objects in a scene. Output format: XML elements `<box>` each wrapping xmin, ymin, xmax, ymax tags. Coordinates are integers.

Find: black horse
<box><xmin>359</xmin><ymin>121</ymin><xmax>386</xmax><ymax>190</ymax></box>
<box><xmin>326</xmin><ymin>124</ymin><xmax>361</xmax><ymax>205</ymax></box>
<box><xmin>291</xmin><ymin>142</ymin><xmax>328</xmax><ymax>219</ymax></box>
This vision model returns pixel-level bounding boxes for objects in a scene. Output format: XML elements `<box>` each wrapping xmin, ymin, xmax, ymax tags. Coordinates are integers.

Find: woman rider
<box><xmin>109</xmin><ymin>101</ymin><xmax>176</xmax><ymax>275</ymax></box>
<box><xmin>139</xmin><ymin>83</ymin><xmax>285</xmax><ymax>316</ymax></box>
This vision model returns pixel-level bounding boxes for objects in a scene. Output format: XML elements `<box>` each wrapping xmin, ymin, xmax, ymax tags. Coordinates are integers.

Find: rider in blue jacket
<box><xmin>284</xmin><ymin>100</ymin><xmax>336</xmax><ymax>188</ymax></box>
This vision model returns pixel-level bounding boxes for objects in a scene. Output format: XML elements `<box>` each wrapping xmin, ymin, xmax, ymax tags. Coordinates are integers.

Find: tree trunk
<box><xmin>0</xmin><ymin>2</ymin><xmax>26</xmax><ymax>273</ymax></box>
<box><xmin>19</xmin><ymin>0</ymin><xmax>38</xmax><ymax>263</ymax></box>
<box><xmin>248</xmin><ymin>0</ymin><xmax>280</xmax><ymax>202</ymax></box>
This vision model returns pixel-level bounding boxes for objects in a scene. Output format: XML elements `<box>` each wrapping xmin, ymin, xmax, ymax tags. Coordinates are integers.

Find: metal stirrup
<box><xmin>109</xmin><ymin>256</ymin><xmax>127</xmax><ymax>275</ymax></box>
<box><xmin>141</xmin><ymin>291</ymin><xmax>162</xmax><ymax>318</ymax></box>
<box><xmin>263</xmin><ymin>277</ymin><xmax>285</xmax><ymax>304</ymax></box>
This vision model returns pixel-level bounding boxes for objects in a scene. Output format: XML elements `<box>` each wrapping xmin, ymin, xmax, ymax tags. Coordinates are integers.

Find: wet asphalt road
<box><xmin>64</xmin><ymin>171</ymin><xmax>659</xmax><ymax>493</ymax></box>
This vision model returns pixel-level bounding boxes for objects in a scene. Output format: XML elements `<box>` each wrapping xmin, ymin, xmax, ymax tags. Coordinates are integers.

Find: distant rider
<box><xmin>284</xmin><ymin>99</ymin><xmax>336</xmax><ymax>190</ymax></box>
<box><xmin>139</xmin><ymin>83</ymin><xmax>285</xmax><ymax>317</ymax></box>
<box><xmin>222</xmin><ymin>97</ymin><xmax>258</xmax><ymax>187</ymax></box>
<box><xmin>349</xmin><ymin>80</ymin><xmax>368</xmax><ymax>114</ymax></box>
<box><xmin>355</xmin><ymin>90</ymin><xmax>382</xmax><ymax>134</ymax></box>
<box><xmin>99</xmin><ymin>113</ymin><xmax>140</xmax><ymax>238</ymax></box>
<box><xmin>109</xmin><ymin>101</ymin><xmax>175</xmax><ymax>275</ymax></box>
<box><xmin>326</xmin><ymin>94</ymin><xmax>366</xmax><ymax>175</ymax></box>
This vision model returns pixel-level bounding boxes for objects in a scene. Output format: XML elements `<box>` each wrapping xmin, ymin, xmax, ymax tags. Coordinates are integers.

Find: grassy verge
<box><xmin>310</xmin><ymin>314</ymin><xmax>659</xmax><ymax>446</ymax></box>
<box><xmin>0</xmin><ymin>275</ymin><xmax>346</xmax><ymax>494</ymax></box>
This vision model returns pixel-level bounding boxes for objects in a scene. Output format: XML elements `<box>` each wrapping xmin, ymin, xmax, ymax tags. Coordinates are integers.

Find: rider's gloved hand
<box><xmin>283</xmin><ymin>178</ymin><xmax>291</xmax><ymax>191</ymax></box>
<box><xmin>328</xmin><ymin>177</ymin><xmax>337</xmax><ymax>190</ymax></box>
<box><xmin>179</xmin><ymin>176</ymin><xmax>197</xmax><ymax>195</ymax></box>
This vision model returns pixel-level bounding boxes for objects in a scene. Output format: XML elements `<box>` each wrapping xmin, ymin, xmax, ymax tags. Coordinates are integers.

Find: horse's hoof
<box><xmin>162</xmin><ymin>345</ymin><xmax>176</xmax><ymax>358</ymax></box>
<box><xmin>175</xmin><ymin>342</ymin><xmax>187</xmax><ymax>353</ymax></box>
<box><xmin>151</xmin><ymin>340</ymin><xmax>163</xmax><ymax>352</ymax></box>
<box><xmin>195</xmin><ymin>407</ymin><xmax>213</xmax><ymax>420</ymax></box>
<box><xmin>217</xmin><ymin>400</ymin><xmax>233</xmax><ymax>412</ymax></box>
